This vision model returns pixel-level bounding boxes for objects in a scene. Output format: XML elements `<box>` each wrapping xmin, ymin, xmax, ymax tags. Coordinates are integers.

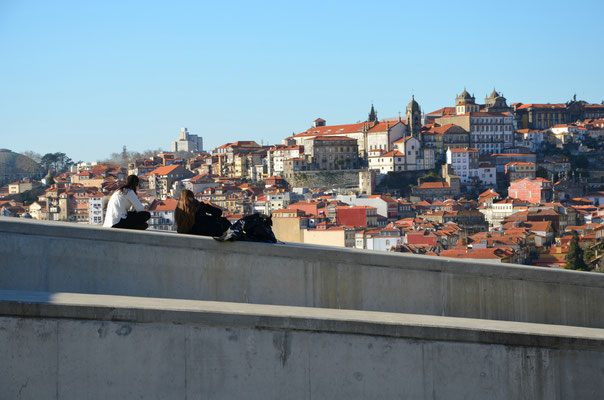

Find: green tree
<box><xmin>565</xmin><ymin>230</ymin><xmax>589</xmax><ymax>271</ymax></box>
<box><xmin>40</xmin><ymin>152</ymin><xmax>73</xmax><ymax>173</ymax></box>
<box><xmin>40</xmin><ymin>153</ymin><xmax>58</xmax><ymax>173</ymax></box>
<box><xmin>420</xmin><ymin>169</ymin><xmax>442</xmax><ymax>182</ymax></box>
<box><xmin>53</xmin><ymin>152</ymin><xmax>73</xmax><ymax>172</ymax></box>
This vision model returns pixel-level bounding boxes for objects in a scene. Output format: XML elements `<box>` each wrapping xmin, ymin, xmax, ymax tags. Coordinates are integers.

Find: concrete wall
<box><xmin>2</xmin><ymin>217</ymin><xmax>604</xmax><ymax>329</ymax></box>
<box><xmin>1</xmin><ymin>290</ymin><xmax>603</xmax><ymax>400</ymax></box>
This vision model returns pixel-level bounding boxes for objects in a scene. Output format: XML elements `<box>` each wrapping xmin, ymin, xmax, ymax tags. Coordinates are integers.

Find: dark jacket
<box><xmin>191</xmin><ymin>202</ymin><xmax>231</xmax><ymax>237</ymax></box>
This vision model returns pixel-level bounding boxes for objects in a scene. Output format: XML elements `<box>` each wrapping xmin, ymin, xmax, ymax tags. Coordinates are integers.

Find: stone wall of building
<box><xmin>288</xmin><ymin>169</ymin><xmax>362</xmax><ymax>188</ymax></box>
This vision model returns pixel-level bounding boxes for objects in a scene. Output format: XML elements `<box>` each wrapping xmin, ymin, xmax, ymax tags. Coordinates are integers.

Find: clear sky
<box><xmin>1</xmin><ymin>0</ymin><xmax>603</xmax><ymax>162</ymax></box>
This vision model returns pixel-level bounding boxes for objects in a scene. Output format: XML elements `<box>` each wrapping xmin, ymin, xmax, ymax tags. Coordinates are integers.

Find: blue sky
<box><xmin>1</xmin><ymin>0</ymin><xmax>603</xmax><ymax>162</ymax></box>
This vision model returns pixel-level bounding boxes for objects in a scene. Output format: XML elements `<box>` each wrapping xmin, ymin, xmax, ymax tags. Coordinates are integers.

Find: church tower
<box><xmin>406</xmin><ymin>96</ymin><xmax>422</xmax><ymax>142</ymax></box>
<box><xmin>368</xmin><ymin>104</ymin><xmax>378</xmax><ymax>124</ymax></box>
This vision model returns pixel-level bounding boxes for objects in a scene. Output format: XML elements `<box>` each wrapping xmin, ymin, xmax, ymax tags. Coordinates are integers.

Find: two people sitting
<box><xmin>105</xmin><ymin>175</ymin><xmax>266</xmax><ymax>241</ymax></box>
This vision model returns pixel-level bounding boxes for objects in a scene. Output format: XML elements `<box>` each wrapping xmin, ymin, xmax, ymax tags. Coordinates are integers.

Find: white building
<box><xmin>148</xmin><ymin>199</ymin><xmax>177</xmax><ymax>231</ymax></box>
<box><xmin>368</xmin><ymin>136</ymin><xmax>435</xmax><ymax>174</ymax></box>
<box><xmin>446</xmin><ymin>148</ymin><xmax>496</xmax><ymax>186</ymax></box>
<box><xmin>267</xmin><ymin>145</ymin><xmax>305</xmax><ymax>176</ymax></box>
<box><xmin>181</xmin><ymin>174</ymin><xmax>220</xmax><ymax>194</ymax></box>
<box><xmin>447</xmin><ymin>148</ymin><xmax>477</xmax><ymax>183</ymax></box>
<box><xmin>469</xmin><ymin>113</ymin><xmax>516</xmax><ymax>153</ymax></box>
<box><xmin>88</xmin><ymin>193</ymin><xmax>105</xmax><ymax>225</ymax></box>
<box><xmin>354</xmin><ymin>228</ymin><xmax>403</xmax><ymax>251</ymax></box>
<box><xmin>515</xmin><ymin>129</ymin><xmax>548</xmax><ymax>152</ymax></box>
<box><xmin>263</xmin><ymin>192</ymin><xmax>300</xmax><ymax>214</ymax></box>
<box><xmin>336</xmin><ymin>194</ymin><xmax>399</xmax><ymax>220</ymax></box>
<box><xmin>368</xmin><ymin>150</ymin><xmax>406</xmax><ymax>173</ymax></box>
<box><xmin>393</xmin><ymin>136</ymin><xmax>435</xmax><ymax>171</ymax></box>
<box><xmin>171</xmin><ymin>127</ymin><xmax>203</xmax><ymax>153</ymax></box>
<box><xmin>479</xmin><ymin>198</ymin><xmax>527</xmax><ymax>229</ymax></box>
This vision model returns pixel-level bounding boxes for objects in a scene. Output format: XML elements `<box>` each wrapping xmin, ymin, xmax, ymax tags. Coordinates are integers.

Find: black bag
<box><xmin>215</xmin><ymin>213</ymin><xmax>277</xmax><ymax>243</ymax></box>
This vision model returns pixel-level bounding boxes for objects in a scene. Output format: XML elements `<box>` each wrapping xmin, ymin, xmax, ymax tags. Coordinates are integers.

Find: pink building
<box><xmin>508</xmin><ymin>177</ymin><xmax>553</xmax><ymax>203</ymax></box>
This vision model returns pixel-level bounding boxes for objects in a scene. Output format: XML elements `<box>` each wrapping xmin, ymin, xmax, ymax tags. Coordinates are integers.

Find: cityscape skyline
<box><xmin>1</xmin><ymin>0</ymin><xmax>603</xmax><ymax>161</ymax></box>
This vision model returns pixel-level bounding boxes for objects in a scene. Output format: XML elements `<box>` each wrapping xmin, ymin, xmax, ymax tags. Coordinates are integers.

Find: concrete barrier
<box><xmin>1</xmin><ymin>290</ymin><xmax>603</xmax><ymax>400</ymax></box>
<box><xmin>2</xmin><ymin>217</ymin><xmax>604</xmax><ymax>328</ymax></box>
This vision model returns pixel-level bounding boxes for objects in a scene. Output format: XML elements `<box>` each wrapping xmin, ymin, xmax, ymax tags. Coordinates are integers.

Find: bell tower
<box><xmin>406</xmin><ymin>95</ymin><xmax>422</xmax><ymax>142</ymax></box>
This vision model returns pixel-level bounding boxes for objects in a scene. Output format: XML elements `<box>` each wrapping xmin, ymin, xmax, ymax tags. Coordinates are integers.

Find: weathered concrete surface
<box><xmin>2</xmin><ymin>217</ymin><xmax>604</xmax><ymax>328</ymax></box>
<box><xmin>1</xmin><ymin>290</ymin><xmax>604</xmax><ymax>400</ymax></box>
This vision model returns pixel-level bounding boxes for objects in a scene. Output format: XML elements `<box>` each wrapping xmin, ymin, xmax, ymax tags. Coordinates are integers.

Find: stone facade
<box><xmin>514</xmin><ymin>96</ymin><xmax>604</xmax><ymax>130</ymax></box>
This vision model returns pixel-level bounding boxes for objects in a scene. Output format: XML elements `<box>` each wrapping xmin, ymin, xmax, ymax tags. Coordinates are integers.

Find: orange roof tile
<box><xmin>417</xmin><ymin>182</ymin><xmax>450</xmax><ymax>189</ymax></box>
<box><xmin>295</xmin><ymin>122</ymin><xmax>366</xmax><ymax>137</ymax></box>
<box><xmin>147</xmin><ymin>165</ymin><xmax>180</xmax><ymax>176</ymax></box>
<box><xmin>148</xmin><ymin>199</ymin><xmax>178</xmax><ymax>212</ymax></box>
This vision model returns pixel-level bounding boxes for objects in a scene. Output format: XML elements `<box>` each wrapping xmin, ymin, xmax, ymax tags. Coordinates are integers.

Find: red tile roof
<box><xmin>148</xmin><ymin>199</ymin><xmax>178</xmax><ymax>212</ymax></box>
<box><xmin>516</xmin><ymin>103</ymin><xmax>566</xmax><ymax>110</ymax></box>
<box><xmin>426</xmin><ymin>107</ymin><xmax>456</xmax><ymax>116</ymax></box>
<box><xmin>417</xmin><ymin>182</ymin><xmax>450</xmax><ymax>189</ymax></box>
<box><xmin>295</xmin><ymin>122</ymin><xmax>366</xmax><ymax>137</ymax></box>
<box><xmin>380</xmin><ymin>150</ymin><xmax>405</xmax><ymax>157</ymax></box>
<box><xmin>312</xmin><ymin>136</ymin><xmax>356</xmax><ymax>141</ymax></box>
<box><xmin>147</xmin><ymin>165</ymin><xmax>180</xmax><ymax>176</ymax></box>
<box><xmin>367</xmin><ymin>120</ymin><xmax>404</xmax><ymax>132</ymax></box>
<box><xmin>393</xmin><ymin>136</ymin><xmax>414</xmax><ymax>144</ymax></box>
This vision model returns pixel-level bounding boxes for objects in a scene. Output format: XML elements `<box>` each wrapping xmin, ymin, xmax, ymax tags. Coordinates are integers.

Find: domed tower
<box><xmin>484</xmin><ymin>89</ymin><xmax>511</xmax><ymax>112</ymax></box>
<box><xmin>485</xmin><ymin>89</ymin><xmax>500</xmax><ymax>108</ymax></box>
<box><xmin>455</xmin><ymin>89</ymin><xmax>479</xmax><ymax>114</ymax></box>
<box><xmin>406</xmin><ymin>95</ymin><xmax>422</xmax><ymax>141</ymax></box>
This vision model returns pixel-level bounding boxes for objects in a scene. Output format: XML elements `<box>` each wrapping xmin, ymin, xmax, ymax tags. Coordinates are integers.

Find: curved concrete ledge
<box><xmin>2</xmin><ymin>290</ymin><xmax>603</xmax><ymax>351</ymax></box>
<box><xmin>1</xmin><ymin>290</ymin><xmax>603</xmax><ymax>399</ymax></box>
<box><xmin>2</xmin><ymin>217</ymin><xmax>604</xmax><ymax>328</ymax></box>
<box><xmin>2</xmin><ymin>217</ymin><xmax>600</xmax><ymax>287</ymax></box>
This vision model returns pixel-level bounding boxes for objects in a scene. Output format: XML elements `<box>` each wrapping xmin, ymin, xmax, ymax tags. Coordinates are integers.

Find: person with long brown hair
<box><xmin>175</xmin><ymin>189</ymin><xmax>230</xmax><ymax>236</ymax></box>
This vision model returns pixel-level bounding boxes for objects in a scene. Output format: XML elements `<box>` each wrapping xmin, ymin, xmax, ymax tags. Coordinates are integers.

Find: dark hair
<box><xmin>119</xmin><ymin>175</ymin><xmax>140</xmax><ymax>194</ymax></box>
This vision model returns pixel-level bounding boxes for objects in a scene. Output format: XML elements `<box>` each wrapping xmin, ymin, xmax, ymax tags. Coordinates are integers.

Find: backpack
<box><xmin>215</xmin><ymin>213</ymin><xmax>277</xmax><ymax>243</ymax></box>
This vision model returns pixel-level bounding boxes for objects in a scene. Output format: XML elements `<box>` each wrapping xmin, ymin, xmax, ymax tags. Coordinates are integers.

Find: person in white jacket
<box><xmin>103</xmin><ymin>175</ymin><xmax>150</xmax><ymax>230</ymax></box>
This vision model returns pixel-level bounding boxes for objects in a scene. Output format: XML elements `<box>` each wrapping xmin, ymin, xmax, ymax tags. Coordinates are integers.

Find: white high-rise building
<box><xmin>171</xmin><ymin>127</ymin><xmax>203</xmax><ymax>153</ymax></box>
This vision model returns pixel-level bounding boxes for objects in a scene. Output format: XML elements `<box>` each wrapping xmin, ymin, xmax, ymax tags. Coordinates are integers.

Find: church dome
<box><xmin>459</xmin><ymin>89</ymin><xmax>472</xmax><ymax>99</ymax></box>
<box><xmin>407</xmin><ymin>95</ymin><xmax>420</xmax><ymax>111</ymax></box>
<box><xmin>456</xmin><ymin>89</ymin><xmax>476</xmax><ymax>106</ymax></box>
<box><xmin>489</xmin><ymin>89</ymin><xmax>500</xmax><ymax>98</ymax></box>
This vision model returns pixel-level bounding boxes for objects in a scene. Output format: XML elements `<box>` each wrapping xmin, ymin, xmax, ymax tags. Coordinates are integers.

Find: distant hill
<box><xmin>0</xmin><ymin>149</ymin><xmax>43</xmax><ymax>185</ymax></box>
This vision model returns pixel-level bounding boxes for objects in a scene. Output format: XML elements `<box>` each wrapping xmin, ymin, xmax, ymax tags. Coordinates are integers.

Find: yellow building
<box><xmin>272</xmin><ymin>209</ymin><xmax>309</xmax><ymax>243</ymax></box>
<box><xmin>303</xmin><ymin>226</ymin><xmax>356</xmax><ymax>248</ymax></box>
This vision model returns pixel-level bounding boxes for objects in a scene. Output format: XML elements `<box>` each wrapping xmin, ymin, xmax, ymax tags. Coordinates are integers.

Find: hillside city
<box><xmin>3</xmin><ymin>90</ymin><xmax>604</xmax><ymax>271</ymax></box>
